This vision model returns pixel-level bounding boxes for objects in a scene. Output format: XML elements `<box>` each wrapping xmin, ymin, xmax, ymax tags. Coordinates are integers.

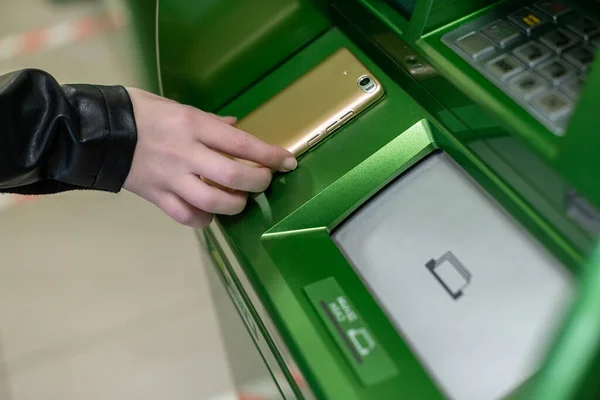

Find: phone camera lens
<box><xmin>358</xmin><ymin>76</ymin><xmax>377</xmax><ymax>93</ymax></box>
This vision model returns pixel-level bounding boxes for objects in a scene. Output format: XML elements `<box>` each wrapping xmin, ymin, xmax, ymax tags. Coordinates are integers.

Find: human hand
<box><xmin>123</xmin><ymin>88</ymin><xmax>297</xmax><ymax>228</ymax></box>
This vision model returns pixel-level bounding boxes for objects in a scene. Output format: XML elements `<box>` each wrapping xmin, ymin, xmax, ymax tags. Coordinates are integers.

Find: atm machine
<box><xmin>156</xmin><ymin>1</ymin><xmax>600</xmax><ymax>399</ymax></box>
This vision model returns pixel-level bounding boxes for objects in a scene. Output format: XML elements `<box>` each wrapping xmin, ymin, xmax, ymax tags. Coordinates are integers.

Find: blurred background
<box><xmin>0</xmin><ymin>0</ymin><xmax>235</xmax><ymax>399</ymax></box>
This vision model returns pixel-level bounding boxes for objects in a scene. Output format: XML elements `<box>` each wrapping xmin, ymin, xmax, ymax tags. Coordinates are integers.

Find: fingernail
<box><xmin>281</xmin><ymin>157</ymin><xmax>298</xmax><ymax>172</ymax></box>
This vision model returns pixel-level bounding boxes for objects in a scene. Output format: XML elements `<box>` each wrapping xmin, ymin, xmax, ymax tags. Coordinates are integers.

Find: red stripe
<box><xmin>291</xmin><ymin>370</ymin><xmax>306</xmax><ymax>387</ymax></box>
<box><xmin>74</xmin><ymin>16</ymin><xmax>101</xmax><ymax>41</ymax></box>
<box><xmin>110</xmin><ymin>12</ymin><xmax>125</xmax><ymax>29</ymax></box>
<box><xmin>13</xmin><ymin>195</ymin><xmax>36</xmax><ymax>205</ymax></box>
<box><xmin>97</xmin><ymin>13</ymin><xmax>119</xmax><ymax>30</ymax></box>
<box><xmin>4</xmin><ymin>12</ymin><xmax>126</xmax><ymax>59</ymax></box>
<box><xmin>237</xmin><ymin>394</ymin><xmax>265</xmax><ymax>400</ymax></box>
<box><xmin>20</xmin><ymin>29</ymin><xmax>47</xmax><ymax>53</ymax></box>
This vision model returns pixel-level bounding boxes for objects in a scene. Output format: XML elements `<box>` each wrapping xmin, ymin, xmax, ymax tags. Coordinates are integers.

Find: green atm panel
<box><xmin>154</xmin><ymin>0</ymin><xmax>600</xmax><ymax>399</ymax></box>
<box><xmin>157</xmin><ymin>0</ymin><xmax>330</xmax><ymax>111</ymax></box>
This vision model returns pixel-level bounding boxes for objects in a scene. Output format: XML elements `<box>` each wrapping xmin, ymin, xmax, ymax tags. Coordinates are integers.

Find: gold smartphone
<box><xmin>236</xmin><ymin>48</ymin><xmax>385</xmax><ymax>158</ymax></box>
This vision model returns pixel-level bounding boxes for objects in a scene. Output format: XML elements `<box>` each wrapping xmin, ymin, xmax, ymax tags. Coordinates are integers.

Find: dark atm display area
<box><xmin>384</xmin><ymin>0</ymin><xmax>417</xmax><ymax>18</ymax></box>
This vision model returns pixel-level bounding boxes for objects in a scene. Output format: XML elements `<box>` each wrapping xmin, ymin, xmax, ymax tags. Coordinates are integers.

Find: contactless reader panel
<box><xmin>333</xmin><ymin>153</ymin><xmax>573</xmax><ymax>400</ymax></box>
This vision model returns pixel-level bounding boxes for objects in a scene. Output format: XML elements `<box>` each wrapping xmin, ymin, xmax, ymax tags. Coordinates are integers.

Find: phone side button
<box><xmin>307</xmin><ymin>134</ymin><xmax>322</xmax><ymax>147</ymax></box>
<box><xmin>326</xmin><ymin>111</ymin><xmax>355</xmax><ymax>133</ymax></box>
<box><xmin>340</xmin><ymin>110</ymin><xmax>354</xmax><ymax>122</ymax></box>
<box><xmin>325</xmin><ymin>121</ymin><xmax>342</xmax><ymax>134</ymax></box>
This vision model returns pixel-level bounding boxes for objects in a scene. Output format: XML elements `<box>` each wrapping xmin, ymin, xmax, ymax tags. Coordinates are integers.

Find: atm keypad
<box><xmin>561</xmin><ymin>77</ymin><xmax>583</xmax><ymax>99</ymax></box>
<box><xmin>540</xmin><ymin>28</ymin><xmax>578</xmax><ymax>53</ymax></box>
<box><xmin>482</xmin><ymin>20</ymin><xmax>522</xmax><ymax>47</ymax></box>
<box><xmin>510</xmin><ymin>72</ymin><xmax>550</xmax><ymax>100</ymax></box>
<box><xmin>564</xmin><ymin>46</ymin><xmax>595</xmax><ymax>70</ymax></box>
<box><xmin>508</xmin><ymin>7</ymin><xmax>550</xmax><ymax>35</ymax></box>
<box><xmin>567</xmin><ymin>17</ymin><xmax>600</xmax><ymax>40</ymax></box>
<box><xmin>442</xmin><ymin>0</ymin><xmax>598</xmax><ymax>136</ymax></box>
<box><xmin>486</xmin><ymin>54</ymin><xmax>525</xmax><ymax>80</ymax></box>
<box><xmin>534</xmin><ymin>1</ymin><xmax>573</xmax><ymax>21</ymax></box>
<box><xmin>537</xmin><ymin>59</ymin><xmax>577</xmax><ymax>85</ymax></box>
<box><xmin>513</xmin><ymin>41</ymin><xmax>552</xmax><ymax>66</ymax></box>
<box><xmin>533</xmin><ymin>90</ymin><xmax>573</xmax><ymax>121</ymax></box>
<box><xmin>456</xmin><ymin>32</ymin><xmax>496</xmax><ymax>59</ymax></box>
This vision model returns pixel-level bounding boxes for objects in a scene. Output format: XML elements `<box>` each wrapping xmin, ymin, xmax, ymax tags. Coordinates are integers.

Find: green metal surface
<box><xmin>424</xmin><ymin>0</ymin><xmax>504</xmax><ymax>33</ymax></box>
<box><xmin>332</xmin><ymin>0</ymin><xmax>592</xmax><ymax>260</ymax></box>
<box><xmin>351</xmin><ymin>0</ymin><xmax>600</xmax><ymax>221</ymax></box>
<box><xmin>411</xmin><ymin>1</ymin><xmax>600</xmax><ymax>211</ymax></box>
<box><xmin>532</xmin><ymin>238</ymin><xmax>600</xmax><ymax>400</ymax></box>
<box><xmin>257</xmin><ymin>121</ymin><xmax>442</xmax><ymax>400</ymax></box>
<box><xmin>157</xmin><ymin>0</ymin><xmax>330</xmax><ymax>112</ymax></box>
<box><xmin>418</xmin><ymin>11</ymin><xmax>560</xmax><ymax>159</ymax></box>
<box><xmin>210</xmin><ymin>26</ymin><xmax>588</xmax><ymax>398</ymax></box>
<box><xmin>154</xmin><ymin>0</ymin><xmax>600</xmax><ymax>398</ymax></box>
<box><xmin>557</xmin><ymin>64</ymin><xmax>600</xmax><ymax>214</ymax></box>
<box><xmin>205</xmin><ymin>228</ymin><xmax>298</xmax><ymax>399</ymax></box>
<box><xmin>328</xmin><ymin>2</ymin><xmax>600</xmax><ymax>398</ymax></box>
<box><xmin>217</xmin><ymin>30</ymin><xmax>438</xmax><ymax>400</ymax></box>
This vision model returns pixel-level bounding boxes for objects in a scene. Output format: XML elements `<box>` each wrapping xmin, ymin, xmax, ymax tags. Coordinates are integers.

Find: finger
<box><xmin>199</xmin><ymin>118</ymin><xmax>297</xmax><ymax>172</ymax></box>
<box><xmin>155</xmin><ymin>192</ymin><xmax>214</xmax><ymax>228</ymax></box>
<box><xmin>175</xmin><ymin>174</ymin><xmax>249</xmax><ymax>215</ymax></box>
<box><xmin>209</xmin><ymin>113</ymin><xmax>237</xmax><ymax>125</ymax></box>
<box><xmin>191</xmin><ymin>145</ymin><xmax>272</xmax><ymax>193</ymax></box>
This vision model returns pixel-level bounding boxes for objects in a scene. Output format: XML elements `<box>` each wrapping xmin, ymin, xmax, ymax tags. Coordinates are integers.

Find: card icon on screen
<box><xmin>425</xmin><ymin>251</ymin><xmax>472</xmax><ymax>300</ymax></box>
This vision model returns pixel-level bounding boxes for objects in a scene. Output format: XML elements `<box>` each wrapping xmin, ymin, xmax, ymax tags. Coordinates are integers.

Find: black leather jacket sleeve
<box><xmin>0</xmin><ymin>69</ymin><xmax>137</xmax><ymax>195</ymax></box>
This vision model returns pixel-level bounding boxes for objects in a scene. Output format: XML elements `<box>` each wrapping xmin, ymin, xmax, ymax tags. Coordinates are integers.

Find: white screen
<box><xmin>333</xmin><ymin>153</ymin><xmax>573</xmax><ymax>400</ymax></box>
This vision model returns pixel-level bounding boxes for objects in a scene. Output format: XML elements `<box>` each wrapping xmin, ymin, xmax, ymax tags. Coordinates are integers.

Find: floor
<box><xmin>0</xmin><ymin>1</ymin><xmax>235</xmax><ymax>399</ymax></box>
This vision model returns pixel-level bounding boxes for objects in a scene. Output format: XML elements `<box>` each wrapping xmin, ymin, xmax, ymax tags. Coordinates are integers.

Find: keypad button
<box><xmin>533</xmin><ymin>90</ymin><xmax>573</xmax><ymax>121</ymax></box>
<box><xmin>553</xmin><ymin>118</ymin><xmax>570</xmax><ymax>136</ymax></box>
<box><xmin>560</xmin><ymin>77</ymin><xmax>584</xmax><ymax>99</ymax></box>
<box><xmin>481</xmin><ymin>20</ymin><xmax>522</xmax><ymax>47</ymax></box>
<box><xmin>540</xmin><ymin>29</ymin><xmax>579</xmax><ymax>53</ymax></box>
<box><xmin>534</xmin><ymin>1</ymin><xmax>572</xmax><ymax>21</ymax></box>
<box><xmin>508</xmin><ymin>8</ymin><xmax>550</xmax><ymax>35</ymax></box>
<box><xmin>456</xmin><ymin>32</ymin><xmax>496</xmax><ymax>59</ymax></box>
<box><xmin>509</xmin><ymin>72</ymin><xmax>550</xmax><ymax>100</ymax></box>
<box><xmin>537</xmin><ymin>59</ymin><xmax>577</xmax><ymax>85</ymax></box>
<box><xmin>486</xmin><ymin>54</ymin><xmax>525</xmax><ymax>81</ymax></box>
<box><xmin>564</xmin><ymin>46</ymin><xmax>595</xmax><ymax>71</ymax></box>
<box><xmin>567</xmin><ymin>17</ymin><xmax>600</xmax><ymax>40</ymax></box>
<box><xmin>513</xmin><ymin>41</ymin><xmax>552</xmax><ymax>66</ymax></box>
